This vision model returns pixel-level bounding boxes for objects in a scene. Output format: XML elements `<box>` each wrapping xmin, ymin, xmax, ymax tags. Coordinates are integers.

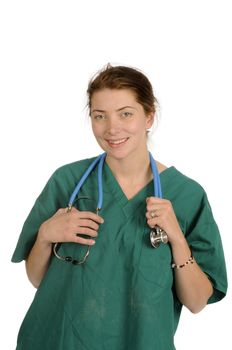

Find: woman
<box><xmin>12</xmin><ymin>64</ymin><xmax>227</xmax><ymax>349</ymax></box>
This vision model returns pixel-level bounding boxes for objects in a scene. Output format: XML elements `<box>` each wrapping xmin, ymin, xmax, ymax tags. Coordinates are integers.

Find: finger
<box><xmin>72</xmin><ymin>210</ymin><xmax>104</xmax><ymax>224</ymax></box>
<box><xmin>145</xmin><ymin>209</ymin><xmax>162</xmax><ymax>219</ymax></box>
<box><xmin>145</xmin><ymin>211</ymin><xmax>156</xmax><ymax>219</ymax></box>
<box><xmin>146</xmin><ymin>202</ymin><xmax>167</xmax><ymax>212</ymax></box>
<box><xmin>147</xmin><ymin>217</ymin><xmax>161</xmax><ymax>229</ymax></box>
<box><xmin>74</xmin><ymin>226</ymin><xmax>98</xmax><ymax>237</ymax></box>
<box><xmin>146</xmin><ymin>197</ymin><xmax>164</xmax><ymax>205</ymax></box>
<box><xmin>77</xmin><ymin>219</ymin><xmax>99</xmax><ymax>231</ymax></box>
<box><xmin>74</xmin><ymin>236</ymin><xmax>96</xmax><ymax>246</ymax></box>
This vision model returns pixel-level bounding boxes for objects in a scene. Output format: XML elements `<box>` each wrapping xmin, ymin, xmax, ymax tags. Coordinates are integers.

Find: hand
<box><xmin>38</xmin><ymin>207</ymin><xmax>104</xmax><ymax>247</ymax></box>
<box><xmin>146</xmin><ymin>197</ymin><xmax>184</xmax><ymax>246</ymax></box>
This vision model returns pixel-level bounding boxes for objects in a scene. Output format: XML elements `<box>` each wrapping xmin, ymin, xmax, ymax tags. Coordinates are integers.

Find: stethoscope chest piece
<box><xmin>150</xmin><ymin>226</ymin><xmax>169</xmax><ymax>248</ymax></box>
<box><xmin>53</xmin><ymin>152</ymin><xmax>169</xmax><ymax>266</ymax></box>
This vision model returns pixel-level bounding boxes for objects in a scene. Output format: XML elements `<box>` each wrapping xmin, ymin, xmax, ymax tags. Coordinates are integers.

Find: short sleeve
<box><xmin>11</xmin><ymin>171</ymin><xmax>63</xmax><ymax>263</ymax></box>
<box><xmin>185</xmin><ymin>192</ymin><xmax>228</xmax><ymax>304</ymax></box>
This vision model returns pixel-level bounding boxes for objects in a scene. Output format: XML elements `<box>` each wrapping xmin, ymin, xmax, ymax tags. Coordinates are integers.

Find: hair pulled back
<box><xmin>87</xmin><ymin>63</ymin><xmax>158</xmax><ymax>116</ymax></box>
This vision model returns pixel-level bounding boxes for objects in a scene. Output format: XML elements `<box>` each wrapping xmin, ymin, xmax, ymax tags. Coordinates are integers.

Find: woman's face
<box><xmin>90</xmin><ymin>88</ymin><xmax>154</xmax><ymax>161</ymax></box>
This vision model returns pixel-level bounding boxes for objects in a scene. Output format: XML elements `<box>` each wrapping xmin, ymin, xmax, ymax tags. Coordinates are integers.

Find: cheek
<box><xmin>91</xmin><ymin>123</ymin><xmax>104</xmax><ymax>139</ymax></box>
<box><xmin>129</xmin><ymin>121</ymin><xmax>147</xmax><ymax>135</ymax></box>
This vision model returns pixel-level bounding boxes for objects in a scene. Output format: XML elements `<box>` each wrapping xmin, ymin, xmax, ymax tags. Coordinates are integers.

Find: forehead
<box><xmin>91</xmin><ymin>88</ymin><xmax>139</xmax><ymax>110</ymax></box>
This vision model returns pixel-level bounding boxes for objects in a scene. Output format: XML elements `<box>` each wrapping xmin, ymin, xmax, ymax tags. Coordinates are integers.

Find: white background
<box><xmin>1</xmin><ymin>0</ymin><xmax>231</xmax><ymax>349</ymax></box>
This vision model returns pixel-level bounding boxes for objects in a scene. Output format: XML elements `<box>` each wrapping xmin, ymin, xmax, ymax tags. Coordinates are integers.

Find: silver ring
<box><xmin>150</xmin><ymin>210</ymin><xmax>156</xmax><ymax>218</ymax></box>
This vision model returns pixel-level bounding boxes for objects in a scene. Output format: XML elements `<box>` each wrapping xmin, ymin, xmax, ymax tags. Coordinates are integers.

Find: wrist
<box><xmin>169</xmin><ymin>229</ymin><xmax>186</xmax><ymax>248</ymax></box>
<box><xmin>37</xmin><ymin>223</ymin><xmax>52</xmax><ymax>248</ymax></box>
<box><xmin>170</xmin><ymin>235</ymin><xmax>192</xmax><ymax>265</ymax></box>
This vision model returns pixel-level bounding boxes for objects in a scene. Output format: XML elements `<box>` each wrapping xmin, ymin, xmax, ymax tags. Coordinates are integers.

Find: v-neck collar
<box><xmin>103</xmin><ymin>162</ymin><xmax>177</xmax><ymax>218</ymax></box>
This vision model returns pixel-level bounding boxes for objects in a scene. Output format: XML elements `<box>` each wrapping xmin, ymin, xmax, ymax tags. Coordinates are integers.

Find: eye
<box><xmin>93</xmin><ymin>114</ymin><xmax>106</xmax><ymax>120</ymax></box>
<box><xmin>121</xmin><ymin>111</ymin><xmax>133</xmax><ymax>118</ymax></box>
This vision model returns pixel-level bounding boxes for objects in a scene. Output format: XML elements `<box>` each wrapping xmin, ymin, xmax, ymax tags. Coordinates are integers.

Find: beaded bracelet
<box><xmin>171</xmin><ymin>254</ymin><xmax>194</xmax><ymax>269</ymax></box>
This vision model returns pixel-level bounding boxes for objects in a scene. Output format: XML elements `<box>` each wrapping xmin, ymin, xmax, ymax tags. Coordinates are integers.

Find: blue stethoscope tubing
<box><xmin>53</xmin><ymin>152</ymin><xmax>166</xmax><ymax>264</ymax></box>
<box><xmin>68</xmin><ymin>152</ymin><xmax>162</xmax><ymax>210</ymax></box>
<box><xmin>68</xmin><ymin>153</ymin><xmax>107</xmax><ymax>210</ymax></box>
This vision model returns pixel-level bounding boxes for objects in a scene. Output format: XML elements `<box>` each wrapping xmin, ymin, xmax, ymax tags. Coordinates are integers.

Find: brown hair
<box><xmin>86</xmin><ymin>63</ymin><xmax>159</xmax><ymax>116</ymax></box>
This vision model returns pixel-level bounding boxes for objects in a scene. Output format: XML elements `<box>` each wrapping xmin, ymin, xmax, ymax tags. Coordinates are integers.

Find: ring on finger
<box><xmin>150</xmin><ymin>210</ymin><xmax>156</xmax><ymax>218</ymax></box>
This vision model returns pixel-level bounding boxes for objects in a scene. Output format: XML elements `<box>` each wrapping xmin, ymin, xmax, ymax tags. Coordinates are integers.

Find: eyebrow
<box><xmin>91</xmin><ymin>106</ymin><xmax>137</xmax><ymax>113</ymax></box>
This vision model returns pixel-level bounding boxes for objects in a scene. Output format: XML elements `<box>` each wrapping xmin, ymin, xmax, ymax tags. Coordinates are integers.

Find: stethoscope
<box><xmin>53</xmin><ymin>152</ymin><xmax>168</xmax><ymax>265</ymax></box>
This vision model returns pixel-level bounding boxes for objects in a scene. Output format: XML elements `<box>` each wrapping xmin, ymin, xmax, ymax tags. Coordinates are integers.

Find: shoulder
<box><xmin>164</xmin><ymin>168</ymin><xmax>215</xmax><ymax>229</ymax></box>
<box><xmin>157</xmin><ymin>161</ymin><xmax>203</xmax><ymax>191</ymax></box>
<box><xmin>163</xmin><ymin>165</ymin><xmax>207</xmax><ymax>204</ymax></box>
<box><xmin>175</xmin><ymin>169</ymin><xmax>205</xmax><ymax>193</ymax></box>
<box><xmin>52</xmin><ymin>155</ymin><xmax>100</xmax><ymax>180</ymax></box>
<box><xmin>39</xmin><ymin>155</ymin><xmax>101</xmax><ymax>200</ymax></box>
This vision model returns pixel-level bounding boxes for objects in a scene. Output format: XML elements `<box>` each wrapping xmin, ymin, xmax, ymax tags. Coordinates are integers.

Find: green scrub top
<box><xmin>12</xmin><ymin>156</ymin><xmax>227</xmax><ymax>350</ymax></box>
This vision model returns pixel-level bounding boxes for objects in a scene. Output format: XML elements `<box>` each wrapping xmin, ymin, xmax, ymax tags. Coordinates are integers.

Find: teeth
<box><xmin>109</xmin><ymin>138</ymin><xmax>127</xmax><ymax>145</ymax></box>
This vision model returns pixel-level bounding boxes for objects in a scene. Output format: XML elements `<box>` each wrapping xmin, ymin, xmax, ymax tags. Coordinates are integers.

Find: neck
<box><xmin>106</xmin><ymin>150</ymin><xmax>153</xmax><ymax>185</ymax></box>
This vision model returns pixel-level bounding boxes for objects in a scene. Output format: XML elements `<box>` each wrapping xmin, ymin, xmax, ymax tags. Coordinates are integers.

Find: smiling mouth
<box><xmin>106</xmin><ymin>138</ymin><xmax>129</xmax><ymax>147</ymax></box>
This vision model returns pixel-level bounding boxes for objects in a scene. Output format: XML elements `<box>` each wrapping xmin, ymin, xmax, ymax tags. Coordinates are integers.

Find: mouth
<box><xmin>106</xmin><ymin>138</ymin><xmax>129</xmax><ymax>147</ymax></box>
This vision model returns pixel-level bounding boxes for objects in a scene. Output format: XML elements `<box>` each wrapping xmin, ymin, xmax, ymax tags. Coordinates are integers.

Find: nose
<box><xmin>105</xmin><ymin>116</ymin><xmax>121</xmax><ymax>135</ymax></box>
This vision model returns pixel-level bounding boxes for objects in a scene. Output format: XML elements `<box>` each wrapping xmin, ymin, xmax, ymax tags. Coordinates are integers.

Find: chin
<box><xmin>106</xmin><ymin>149</ymin><xmax>137</xmax><ymax>162</ymax></box>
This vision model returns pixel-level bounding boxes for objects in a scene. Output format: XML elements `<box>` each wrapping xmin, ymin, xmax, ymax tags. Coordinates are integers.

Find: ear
<box><xmin>146</xmin><ymin>112</ymin><xmax>155</xmax><ymax>129</ymax></box>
